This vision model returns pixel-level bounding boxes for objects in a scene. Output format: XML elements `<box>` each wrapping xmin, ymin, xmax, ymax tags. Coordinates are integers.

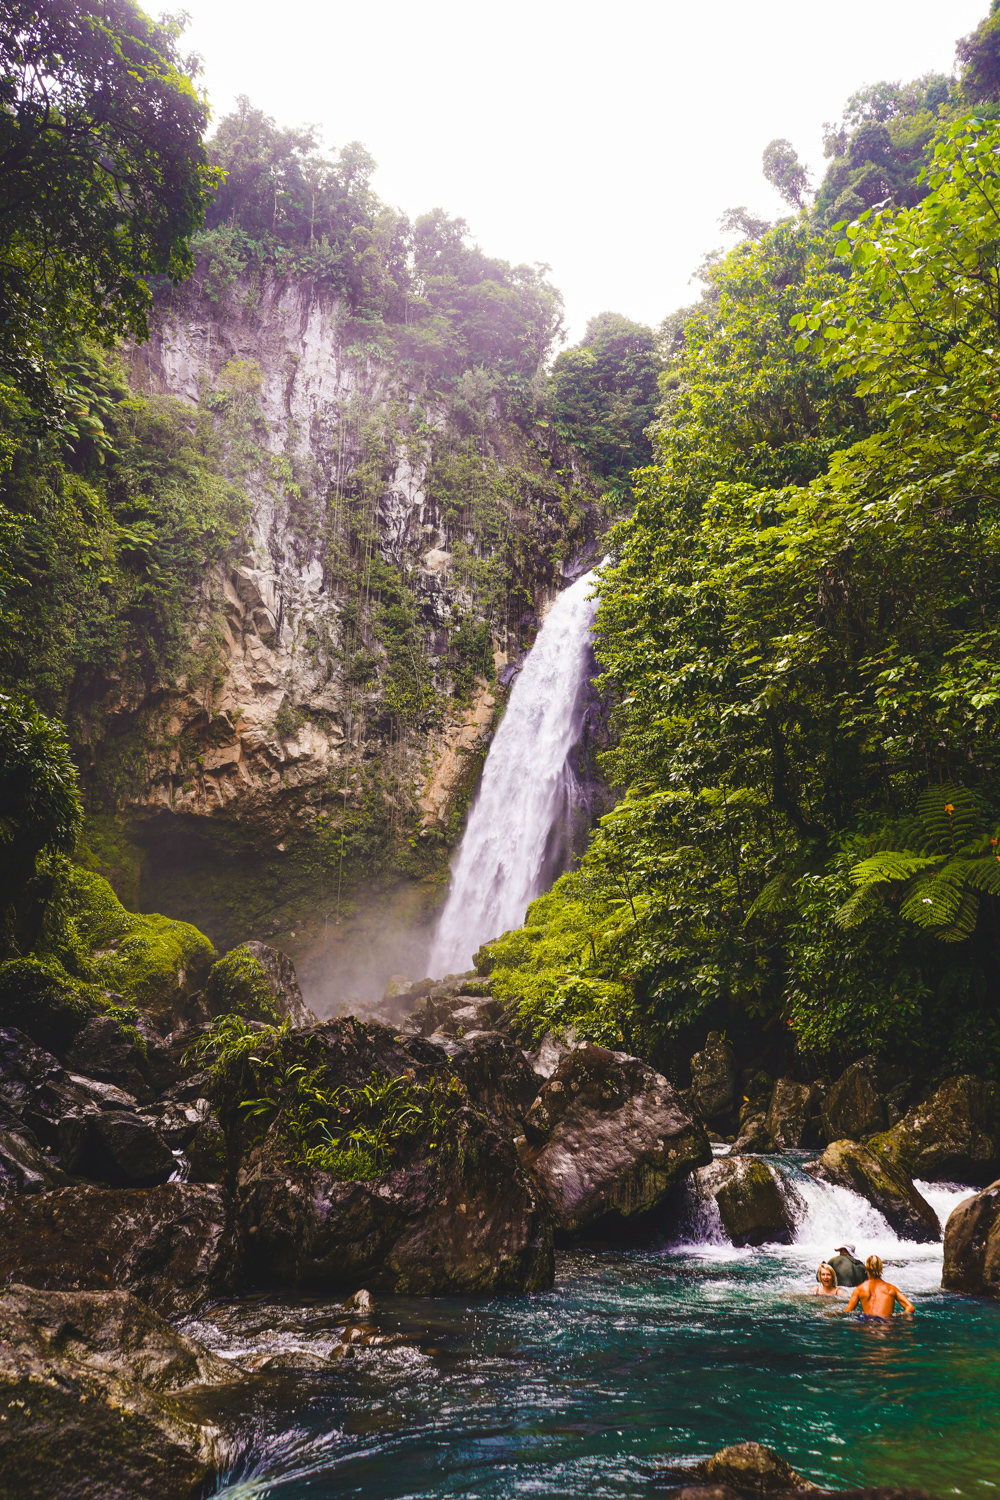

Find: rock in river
<box><xmin>702</xmin><ymin>1440</ymin><xmax>818</xmax><ymax>1494</ymax></box>
<box><xmin>689</xmin><ymin>1032</ymin><xmax>738</xmax><ymax>1122</ymax></box>
<box><xmin>0</xmin><ymin>1183</ymin><xmax>240</xmax><ymax>1319</ymax></box>
<box><xmin>820</xmin><ymin>1057</ymin><xmax>887</xmax><ymax>1144</ymax></box>
<box><xmin>942</xmin><ymin>1178</ymin><xmax>1000</xmax><ymax>1297</ymax></box>
<box><xmin>803</xmin><ymin>1139</ymin><xmax>940</xmax><ymax>1242</ymax></box>
<box><xmin>868</xmin><ymin>1074</ymin><xmax>1000</xmax><ymax>1184</ymax></box>
<box><xmin>519</xmin><ymin>1043</ymin><xmax>711</xmax><ymax>1240</ymax></box>
<box><xmin>765</xmin><ymin>1078</ymin><xmax>822</xmax><ymax>1150</ymax></box>
<box><xmin>0</xmin><ymin>1283</ymin><xmax>238</xmax><ymax>1500</ymax></box>
<box><xmin>233</xmin><ymin>1018</ymin><xmax>553</xmax><ymax>1295</ymax></box>
<box><xmin>692</xmin><ymin>1155</ymin><xmax>797</xmax><ymax>1246</ymax></box>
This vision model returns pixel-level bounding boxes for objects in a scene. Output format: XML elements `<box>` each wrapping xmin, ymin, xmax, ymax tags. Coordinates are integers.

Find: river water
<box><xmin>196</xmin><ymin>1157</ymin><xmax>999</xmax><ymax>1498</ymax></box>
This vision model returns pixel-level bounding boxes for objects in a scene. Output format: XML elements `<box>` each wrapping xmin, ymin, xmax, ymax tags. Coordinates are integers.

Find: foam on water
<box><xmin>668</xmin><ymin>1151</ymin><xmax>977</xmax><ymax>1294</ymax></box>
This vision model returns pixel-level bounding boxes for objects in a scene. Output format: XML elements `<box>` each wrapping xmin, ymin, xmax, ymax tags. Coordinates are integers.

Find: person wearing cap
<box><xmin>825</xmin><ymin>1245</ymin><xmax>867</xmax><ymax>1287</ymax></box>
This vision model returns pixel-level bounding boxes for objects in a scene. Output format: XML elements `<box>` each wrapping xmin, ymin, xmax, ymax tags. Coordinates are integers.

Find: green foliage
<box><xmin>204</xmin><ymin>946</ymin><xmax>279</xmax><ymax>1024</ymax></box>
<box><xmin>0</xmin><ymin>693</ymin><xmax>82</xmax><ymax>951</ymax></box>
<box><xmin>37</xmin><ymin>863</ymin><xmax>215</xmax><ymax>1016</ymax></box>
<box><xmin>1</xmin><ymin>346</ymin><xmax>253</xmax><ymax>776</ymax></box>
<box><xmin>813</xmin><ymin>73</ymin><xmax>958</xmax><ymax>224</ymax></box>
<box><xmin>838</xmin><ymin>786</ymin><xmax>1000</xmax><ymax>942</ymax></box>
<box><xmin>762</xmin><ymin>139</ymin><xmax>811</xmax><ymax>208</ymax></box>
<box><xmin>0</xmin><ymin>955</ymin><xmax>98</xmax><ymax>1051</ymax></box>
<box><xmin>957</xmin><ymin>1</ymin><xmax>1000</xmax><ymax>105</ymax></box>
<box><xmin>189</xmin><ymin>1015</ymin><xmax>463</xmax><ymax>1180</ymax></box>
<box><xmin>522</xmin><ymin>110</ymin><xmax>1000</xmax><ymax>1078</ymax></box>
<box><xmin>0</xmin><ymin>0</ymin><xmax>216</xmax><ymax>416</ymax></box>
<box><xmin>480</xmin><ymin>874</ymin><xmax>631</xmax><ymax>1049</ymax></box>
<box><xmin>548</xmin><ymin>312</ymin><xmax>662</xmax><ymax>499</ymax></box>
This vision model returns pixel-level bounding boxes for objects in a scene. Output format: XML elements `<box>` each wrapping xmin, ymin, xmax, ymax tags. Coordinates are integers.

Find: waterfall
<box><xmin>670</xmin><ymin>1151</ymin><xmax>975</xmax><ymax>1290</ymax></box>
<box><xmin>429</xmin><ymin>565</ymin><xmax>602</xmax><ymax>977</ymax></box>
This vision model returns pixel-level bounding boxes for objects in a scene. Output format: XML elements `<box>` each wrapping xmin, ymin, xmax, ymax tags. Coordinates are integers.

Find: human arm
<box><xmin>894</xmin><ymin>1286</ymin><xmax>915</xmax><ymax>1315</ymax></box>
<box><xmin>844</xmin><ymin>1286</ymin><xmax>861</xmax><ymax>1313</ymax></box>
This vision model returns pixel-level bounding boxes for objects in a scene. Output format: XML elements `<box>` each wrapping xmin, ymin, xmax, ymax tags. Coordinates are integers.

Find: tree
<box><xmin>762</xmin><ymin>139</ymin><xmax>810</xmax><ymax>208</ymax></box>
<box><xmin>0</xmin><ymin>693</ymin><xmax>82</xmax><ymax>956</ymax></box>
<box><xmin>719</xmin><ymin>206</ymin><xmax>772</xmax><ymax>242</ymax></box>
<box><xmin>957</xmin><ymin>0</ymin><xmax>1000</xmax><ymax>104</ymax></box>
<box><xmin>548</xmin><ymin>313</ymin><xmax>662</xmax><ymax>495</ymax></box>
<box><xmin>0</xmin><ymin>0</ymin><xmax>217</xmax><ymax>412</ymax></box>
<box><xmin>813</xmin><ymin>73</ymin><xmax>954</xmax><ymax>223</ymax></box>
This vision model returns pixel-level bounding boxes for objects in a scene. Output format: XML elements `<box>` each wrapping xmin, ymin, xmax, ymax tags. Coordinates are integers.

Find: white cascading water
<box><xmin>429</xmin><ymin>565</ymin><xmax>602</xmax><ymax>977</ymax></box>
<box><xmin>674</xmin><ymin>1152</ymin><xmax>975</xmax><ymax>1292</ymax></box>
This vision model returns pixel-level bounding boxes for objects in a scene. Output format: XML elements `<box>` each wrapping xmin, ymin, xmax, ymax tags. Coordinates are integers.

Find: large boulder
<box><xmin>239</xmin><ymin>1108</ymin><xmax>552</xmax><ymax>1295</ymax></box>
<box><xmin>62</xmin><ymin>1014</ymin><xmax>177</xmax><ymax>1104</ymax></box>
<box><xmin>0</xmin><ymin>1183</ymin><xmax>240</xmax><ymax>1319</ymax></box>
<box><xmin>869</xmin><ymin>1075</ymin><xmax>1000</xmax><ymax>1184</ymax></box>
<box><xmin>731</xmin><ymin>1113</ymin><xmax>775</xmax><ymax>1154</ymax></box>
<box><xmin>441</xmin><ymin>1031</ymin><xmax>539</xmax><ymax>1135</ymax></box>
<box><xmin>765</xmin><ymin>1078</ymin><xmax>822</xmax><ymax>1150</ymax></box>
<box><xmin>0</xmin><ymin>1113</ymin><xmax>68</xmax><ymax>1203</ymax></box>
<box><xmin>692</xmin><ymin>1155</ymin><xmax>797</xmax><ymax>1246</ymax></box>
<box><xmin>229</xmin><ymin>1018</ymin><xmax>552</xmax><ymax>1295</ymax></box>
<box><xmin>820</xmin><ymin>1057</ymin><xmax>886</xmax><ymax>1144</ymax></box>
<box><xmin>689</xmin><ymin>1032</ymin><xmax>738</xmax><ymax>1121</ymax></box>
<box><xmin>519</xmin><ymin>1043</ymin><xmax>711</xmax><ymax>1239</ymax></box>
<box><xmin>941</xmin><ymin>1179</ymin><xmax>1000</xmax><ymax>1296</ymax></box>
<box><xmin>240</xmin><ymin>941</ymin><xmax>318</xmax><ymax>1027</ymax></box>
<box><xmin>803</xmin><ymin>1139</ymin><xmax>940</xmax><ymax>1242</ymax></box>
<box><xmin>0</xmin><ymin>1283</ymin><xmax>237</xmax><ymax>1500</ymax></box>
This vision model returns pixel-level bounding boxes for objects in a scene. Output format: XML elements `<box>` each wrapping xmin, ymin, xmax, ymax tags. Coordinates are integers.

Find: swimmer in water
<box><xmin>810</xmin><ymin>1262</ymin><xmax>843</xmax><ymax>1297</ymax></box>
<box><xmin>844</xmin><ymin>1255</ymin><xmax>915</xmax><ymax>1319</ymax></box>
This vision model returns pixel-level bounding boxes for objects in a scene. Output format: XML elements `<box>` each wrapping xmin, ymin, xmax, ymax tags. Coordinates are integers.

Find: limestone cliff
<box><xmin>94</xmin><ymin>271</ymin><xmax>606</xmax><ymax>1001</ymax></box>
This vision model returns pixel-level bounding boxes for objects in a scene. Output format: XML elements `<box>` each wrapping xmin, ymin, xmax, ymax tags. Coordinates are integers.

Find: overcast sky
<box><xmin>181</xmin><ymin>0</ymin><xmax>986</xmax><ymax>344</ymax></box>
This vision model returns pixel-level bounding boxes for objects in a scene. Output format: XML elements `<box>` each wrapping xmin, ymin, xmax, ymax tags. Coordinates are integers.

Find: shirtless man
<box><xmin>844</xmin><ymin>1255</ymin><xmax>915</xmax><ymax>1319</ymax></box>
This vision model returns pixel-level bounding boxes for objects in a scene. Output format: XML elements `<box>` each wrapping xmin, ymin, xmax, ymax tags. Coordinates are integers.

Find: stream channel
<box><xmin>192</xmin><ymin>1158</ymin><xmax>998</xmax><ymax>1498</ymax></box>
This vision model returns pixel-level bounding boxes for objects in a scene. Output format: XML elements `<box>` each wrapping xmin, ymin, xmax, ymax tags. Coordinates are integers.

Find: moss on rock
<box><xmin>204</xmin><ymin>946</ymin><xmax>279</xmax><ymax>1023</ymax></box>
<box><xmin>64</xmin><ymin>868</ymin><xmax>216</xmax><ymax>1030</ymax></box>
<box><xmin>0</xmin><ymin>956</ymin><xmax>98</xmax><ymax>1052</ymax></box>
<box><xmin>1</xmin><ymin>865</ymin><xmax>217</xmax><ymax>1045</ymax></box>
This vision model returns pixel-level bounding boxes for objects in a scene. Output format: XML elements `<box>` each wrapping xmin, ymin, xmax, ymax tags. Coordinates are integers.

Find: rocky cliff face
<box><xmin>97</xmin><ymin>273</ymin><xmax>606</xmax><ymax>1003</ymax></box>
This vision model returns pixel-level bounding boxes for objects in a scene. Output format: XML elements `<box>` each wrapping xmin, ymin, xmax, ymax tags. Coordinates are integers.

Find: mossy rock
<box><xmin>0</xmin><ymin>954</ymin><xmax>150</xmax><ymax>1060</ymax></box>
<box><xmin>66</xmin><ymin>869</ymin><xmax>216</xmax><ymax>1030</ymax></box>
<box><xmin>204</xmin><ymin>946</ymin><xmax>279</xmax><ymax>1024</ymax></box>
<box><xmin>0</xmin><ymin>957</ymin><xmax>96</xmax><ymax>1053</ymax></box>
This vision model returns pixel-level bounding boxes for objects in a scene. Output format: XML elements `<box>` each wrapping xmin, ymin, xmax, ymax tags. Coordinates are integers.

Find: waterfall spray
<box><xmin>429</xmin><ymin>566</ymin><xmax>601</xmax><ymax>976</ymax></box>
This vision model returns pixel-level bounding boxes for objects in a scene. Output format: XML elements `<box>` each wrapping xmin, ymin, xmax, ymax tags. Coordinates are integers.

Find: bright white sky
<box><xmin>181</xmin><ymin>0</ymin><xmax>986</xmax><ymax>344</ymax></box>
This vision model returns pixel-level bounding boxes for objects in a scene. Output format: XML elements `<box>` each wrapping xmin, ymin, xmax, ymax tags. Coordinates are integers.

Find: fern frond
<box><xmin>900</xmin><ymin>868</ymin><xmax>969</xmax><ymax>930</ymax></box>
<box><xmin>963</xmin><ymin>854</ymin><xmax>1000</xmax><ymax>896</ymax></box>
<box><xmin>936</xmin><ymin>889</ymin><xmax>980</xmax><ymax>943</ymax></box>
<box><xmin>745</xmin><ymin>871</ymin><xmax>796</xmax><ymax>922</ymax></box>
<box><xmin>833</xmin><ymin>882</ymin><xmax>885</xmax><ymax>930</ymax></box>
<box><xmin>849</xmin><ymin>851</ymin><xmax>938</xmax><ymax>887</ymax></box>
<box><xmin>915</xmin><ymin>783</ymin><xmax>979</xmax><ymax>851</ymax></box>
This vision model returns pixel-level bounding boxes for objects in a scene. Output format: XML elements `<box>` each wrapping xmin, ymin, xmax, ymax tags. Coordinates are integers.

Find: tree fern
<box><xmin>837</xmin><ymin>784</ymin><xmax>1000</xmax><ymax>942</ymax></box>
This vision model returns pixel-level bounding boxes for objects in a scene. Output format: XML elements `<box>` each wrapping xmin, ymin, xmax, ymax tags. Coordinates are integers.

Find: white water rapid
<box><xmin>429</xmin><ymin>565</ymin><xmax>602</xmax><ymax>977</ymax></box>
<box><xmin>673</xmin><ymin>1151</ymin><xmax>975</xmax><ymax>1294</ymax></box>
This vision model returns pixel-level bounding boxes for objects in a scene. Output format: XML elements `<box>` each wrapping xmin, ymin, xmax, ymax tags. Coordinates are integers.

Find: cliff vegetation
<box><xmin>480</xmin><ymin>5</ymin><xmax>1000</xmax><ymax>1084</ymax></box>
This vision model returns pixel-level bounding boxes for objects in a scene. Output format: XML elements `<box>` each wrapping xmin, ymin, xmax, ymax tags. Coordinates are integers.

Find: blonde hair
<box><xmin>865</xmin><ymin>1254</ymin><xmax>883</xmax><ymax>1281</ymax></box>
<box><xmin>817</xmin><ymin>1262</ymin><xmax>836</xmax><ymax>1283</ymax></box>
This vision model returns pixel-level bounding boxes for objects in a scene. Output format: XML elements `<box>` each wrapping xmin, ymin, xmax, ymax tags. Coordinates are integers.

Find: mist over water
<box><xmin>429</xmin><ymin>566</ymin><xmax>602</xmax><ymax>977</ymax></box>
